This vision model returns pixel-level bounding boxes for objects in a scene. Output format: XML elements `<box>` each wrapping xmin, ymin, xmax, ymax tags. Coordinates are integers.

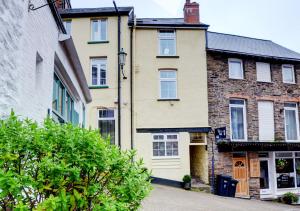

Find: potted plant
<box><xmin>276</xmin><ymin>159</ymin><xmax>288</xmax><ymax>172</ymax></box>
<box><xmin>182</xmin><ymin>175</ymin><xmax>192</xmax><ymax>190</ymax></box>
<box><xmin>281</xmin><ymin>192</ymin><xmax>298</xmax><ymax>204</ymax></box>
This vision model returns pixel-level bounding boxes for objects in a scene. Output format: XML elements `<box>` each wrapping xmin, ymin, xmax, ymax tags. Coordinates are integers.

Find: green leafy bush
<box><xmin>0</xmin><ymin>112</ymin><xmax>152</xmax><ymax>210</ymax></box>
<box><xmin>281</xmin><ymin>192</ymin><xmax>298</xmax><ymax>204</ymax></box>
<box><xmin>182</xmin><ymin>175</ymin><xmax>191</xmax><ymax>183</ymax></box>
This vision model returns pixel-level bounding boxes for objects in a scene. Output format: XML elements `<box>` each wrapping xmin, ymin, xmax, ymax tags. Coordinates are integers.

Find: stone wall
<box><xmin>207</xmin><ymin>51</ymin><xmax>300</xmax><ymax>197</ymax></box>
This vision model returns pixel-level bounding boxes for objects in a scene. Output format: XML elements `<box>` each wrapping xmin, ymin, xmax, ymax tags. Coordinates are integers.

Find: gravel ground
<box><xmin>141</xmin><ymin>184</ymin><xmax>300</xmax><ymax>211</ymax></box>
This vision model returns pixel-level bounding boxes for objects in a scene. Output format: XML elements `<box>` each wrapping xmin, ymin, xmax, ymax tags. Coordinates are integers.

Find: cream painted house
<box><xmin>60</xmin><ymin>0</ymin><xmax>210</xmax><ymax>185</ymax></box>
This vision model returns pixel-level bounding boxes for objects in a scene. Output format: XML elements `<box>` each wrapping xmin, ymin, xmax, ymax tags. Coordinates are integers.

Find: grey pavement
<box><xmin>141</xmin><ymin>184</ymin><xmax>300</xmax><ymax>211</ymax></box>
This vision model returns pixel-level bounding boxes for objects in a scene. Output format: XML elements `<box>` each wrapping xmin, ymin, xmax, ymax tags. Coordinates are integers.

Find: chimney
<box><xmin>183</xmin><ymin>0</ymin><xmax>200</xmax><ymax>24</ymax></box>
<box><xmin>55</xmin><ymin>0</ymin><xmax>71</xmax><ymax>10</ymax></box>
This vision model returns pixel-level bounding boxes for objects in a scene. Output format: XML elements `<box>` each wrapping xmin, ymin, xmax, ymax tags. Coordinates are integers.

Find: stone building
<box><xmin>0</xmin><ymin>0</ymin><xmax>91</xmax><ymax>124</ymax></box>
<box><xmin>207</xmin><ymin>31</ymin><xmax>300</xmax><ymax>199</ymax></box>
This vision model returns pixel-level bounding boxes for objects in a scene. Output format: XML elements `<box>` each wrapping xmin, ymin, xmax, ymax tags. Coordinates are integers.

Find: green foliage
<box><xmin>281</xmin><ymin>192</ymin><xmax>298</xmax><ymax>204</ymax></box>
<box><xmin>182</xmin><ymin>175</ymin><xmax>191</xmax><ymax>183</ymax></box>
<box><xmin>0</xmin><ymin>112</ymin><xmax>152</xmax><ymax>210</ymax></box>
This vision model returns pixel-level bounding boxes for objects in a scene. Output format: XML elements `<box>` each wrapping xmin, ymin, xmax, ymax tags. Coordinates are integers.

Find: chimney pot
<box><xmin>183</xmin><ymin>0</ymin><xmax>200</xmax><ymax>24</ymax></box>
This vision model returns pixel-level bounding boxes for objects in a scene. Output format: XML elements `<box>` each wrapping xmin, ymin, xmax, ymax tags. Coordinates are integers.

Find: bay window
<box><xmin>230</xmin><ymin>99</ymin><xmax>247</xmax><ymax>141</ymax></box>
<box><xmin>152</xmin><ymin>134</ymin><xmax>179</xmax><ymax>158</ymax></box>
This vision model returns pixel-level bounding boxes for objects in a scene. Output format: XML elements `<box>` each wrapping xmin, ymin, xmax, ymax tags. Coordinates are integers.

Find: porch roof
<box><xmin>217</xmin><ymin>141</ymin><xmax>300</xmax><ymax>152</ymax></box>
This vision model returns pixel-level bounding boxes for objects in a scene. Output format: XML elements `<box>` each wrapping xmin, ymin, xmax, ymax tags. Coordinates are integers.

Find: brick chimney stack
<box><xmin>183</xmin><ymin>0</ymin><xmax>200</xmax><ymax>24</ymax></box>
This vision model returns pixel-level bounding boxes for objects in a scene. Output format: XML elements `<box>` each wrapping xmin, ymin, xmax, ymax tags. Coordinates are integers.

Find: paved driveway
<box><xmin>141</xmin><ymin>185</ymin><xmax>300</xmax><ymax>211</ymax></box>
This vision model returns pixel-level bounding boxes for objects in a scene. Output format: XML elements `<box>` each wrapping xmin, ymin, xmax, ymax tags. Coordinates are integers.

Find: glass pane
<box><xmin>296</xmin><ymin>158</ymin><xmax>300</xmax><ymax>187</ymax></box>
<box><xmin>285</xmin><ymin>109</ymin><xmax>298</xmax><ymax>140</ymax></box>
<box><xmin>98</xmin><ymin>120</ymin><xmax>115</xmax><ymax>144</ymax></box>
<box><xmin>260</xmin><ymin>160</ymin><xmax>269</xmax><ymax>189</ymax></box>
<box><xmin>229</xmin><ymin>61</ymin><xmax>243</xmax><ymax>78</ymax></box>
<box><xmin>161</xmin><ymin>81</ymin><xmax>176</xmax><ymax>99</ymax></box>
<box><xmin>167</xmin><ymin>135</ymin><xmax>177</xmax><ymax>140</ymax></box>
<box><xmin>58</xmin><ymin>84</ymin><xmax>64</xmax><ymax>115</ymax></box>
<box><xmin>229</xmin><ymin>99</ymin><xmax>244</xmax><ymax>105</ymax></box>
<box><xmin>283</xmin><ymin>66</ymin><xmax>294</xmax><ymax>82</ymax></box>
<box><xmin>100</xmin><ymin>65</ymin><xmax>106</xmax><ymax>85</ymax></box>
<box><xmin>160</xmin><ymin>39</ymin><xmax>175</xmax><ymax>55</ymax></box>
<box><xmin>100</xmin><ymin>20</ymin><xmax>107</xmax><ymax>41</ymax></box>
<box><xmin>99</xmin><ymin>109</ymin><xmax>114</xmax><ymax>118</ymax></box>
<box><xmin>276</xmin><ymin>158</ymin><xmax>295</xmax><ymax>188</ymax></box>
<box><xmin>92</xmin><ymin>65</ymin><xmax>98</xmax><ymax>85</ymax></box>
<box><xmin>231</xmin><ymin>107</ymin><xmax>245</xmax><ymax>140</ymax></box>
<box><xmin>92</xmin><ymin>21</ymin><xmax>99</xmax><ymax>41</ymax></box>
<box><xmin>160</xmin><ymin>71</ymin><xmax>176</xmax><ymax>79</ymax></box>
<box><xmin>159</xmin><ymin>30</ymin><xmax>175</xmax><ymax>37</ymax></box>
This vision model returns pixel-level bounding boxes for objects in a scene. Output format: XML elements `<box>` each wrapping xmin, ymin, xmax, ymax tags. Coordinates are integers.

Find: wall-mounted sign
<box><xmin>250</xmin><ymin>158</ymin><xmax>260</xmax><ymax>177</ymax></box>
<box><xmin>215</xmin><ymin>127</ymin><xmax>226</xmax><ymax>140</ymax></box>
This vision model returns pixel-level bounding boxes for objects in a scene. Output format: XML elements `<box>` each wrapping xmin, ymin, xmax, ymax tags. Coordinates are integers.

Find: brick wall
<box><xmin>207</xmin><ymin>51</ymin><xmax>300</xmax><ymax>197</ymax></box>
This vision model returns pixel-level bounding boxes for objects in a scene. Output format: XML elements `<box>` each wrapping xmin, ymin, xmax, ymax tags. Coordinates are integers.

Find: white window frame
<box><xmin>152</xmin><ymin>133</ymin><xmax>179</xmax><ymax>159</ymax></box>
<box><xmin>229</xmin><ymin>99</ymin><xmax>247</xmax><ymax>141</ymax></box>
<box><xmin>91</xmin><ymin>19</ymin><xmax>108</xmax><ymax>41</ymax></box>
<box><xmin>90</xmin><ymin>58</ymin><xmax>107</xmax><ymax>86</ymax></box>
<box><xmin>63</xmin><ymin>20</ymin><xmax>72</xmax><ymax>35</ymax></box>
<box><xmin>284</xmin><ymin>103</ymin><xmax>300</xmax><ymax>142</ymax></box>
<box><xmin>159</xmin><ymin>70</ymin><xmax>177</xmax><ymax>99</ymax></box>
<box><xmin>98</xmin><ymin>108</ymin><xmax>116</xmax><ymax>144</ymax></box>
<box><xmin>282</xmin><ymin>64</ymin><xmax>295</xmax><ymax>84</ymax></box>
<box><xmin>158</xmin><ymin>30</ymin><xmax>176</xmax><ymax>56</ymax></box>
<box><xmin>256</xmin><ymin>62</ymin><xmax>271</xmax><ymax>82</ymax></box>
<box><xmin>228</xmin><ymin>58</ymin><xmax>244</xmax><ymax>79</ymax></box>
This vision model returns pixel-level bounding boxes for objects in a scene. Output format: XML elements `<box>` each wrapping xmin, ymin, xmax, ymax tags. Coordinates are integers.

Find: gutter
<box><xmin>113</xmin><ymin>1</ymin><xmax>122</xmax><ymax>148</ymax></box>
<box><xmin>130</xmin><ymin>13</ymin><xmax>134</xmax><ymax>150</ymax></box>
<box><xmin>59</xmin><ymin>34</ymin><xmax>92</xmax><ymax>103</ymax></box>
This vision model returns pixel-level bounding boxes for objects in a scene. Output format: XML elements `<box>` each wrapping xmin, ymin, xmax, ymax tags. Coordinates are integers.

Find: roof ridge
<box><xmin>208</xmin><ymin>31</ymin><xmax>271</xmax><ymax>42</ymax></box>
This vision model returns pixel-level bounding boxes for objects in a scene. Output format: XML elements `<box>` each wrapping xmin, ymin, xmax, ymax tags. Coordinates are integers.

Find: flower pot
<box><xmin>183</xmin><ymin>182</ymin><xmax>191</xmax><ymax>190</ymax></box>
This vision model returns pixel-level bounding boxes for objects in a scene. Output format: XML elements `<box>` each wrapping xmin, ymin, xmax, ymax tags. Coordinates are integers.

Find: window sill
<box><xmin>89</xmin><ymin>86</ymin><xmax>109</xmax><ymax>89</ymax></box>
<box><xmin>152</xmin><ymin>157</ymin><xmax>180</xmax><ymax>160</ymax></box>
<box><xmin>156</xmin><ymin>56</ymin><xmax>179</xmax><ymax>58</ymax></box>
<box><xmin>257</xmin><ymin>81</ymin><xmax>273</xmax><ymax>84</ymax></box>
<box><xmin>87</xmin><ymin>41</ymin><xmax>109</xmax><ymax>44</ymax></box>
<box><xmin>157</xmin><ymin>99</ymin><xmax>180</xmax><ymax>101</ymax></box>
<box><xmin>283</xmin><ymin>82</ymin><xmax>296</xmax><ymax>85</ymax></box>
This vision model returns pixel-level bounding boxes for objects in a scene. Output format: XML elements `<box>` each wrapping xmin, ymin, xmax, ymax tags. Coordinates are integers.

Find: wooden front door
<box><xmin>233</xmin><ymin>157</ymin><xmax>249</xmax><ymax>196</ymax></box>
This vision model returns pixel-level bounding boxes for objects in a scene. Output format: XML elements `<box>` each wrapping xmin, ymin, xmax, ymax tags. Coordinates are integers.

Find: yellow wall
<box><xmin>69</xmin><ymin>16</ymin><xmax>132</xmax><ymax>149</ymax></box>
<box><xmin>190</xmin><ymin>145</ymin><xmax>209</xmax><ymax>184</ymax></box>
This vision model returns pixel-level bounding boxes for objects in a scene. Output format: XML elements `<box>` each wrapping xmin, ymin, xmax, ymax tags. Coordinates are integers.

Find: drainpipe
<box><xmin>113</xmin><ymin>1</ymin><xmax>121</xmax><ymax>148</ymax></box>
<box><xmin>130</xmin><ymin>26</ymin><xmax>133</xmax><ymax>150</ymax></box>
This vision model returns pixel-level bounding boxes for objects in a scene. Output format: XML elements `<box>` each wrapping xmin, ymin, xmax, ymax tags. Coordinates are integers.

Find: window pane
<box><xmin>256</xmin><ymin>62</ymin><xmax>271</xmax><ymax>82</ymax></box>
<box><xmin>260</xmin><ymin>160</ymin><xmax>269</xmax><ymax>189</ymax></box>
<box><xmin>99</xmin><ymin>109</ymin><xmax>114</xmax><ymax>118</ymax></box>
<box><xmin>276</xmin><ymin>158</ymin><xmax>295</xmax><ymax>188</ymax></box>
<box><xmin>296</xmin><ymin>158</ymin><xmax>300</xmax><ymax>187</ymax></box>
<box><xmin>231</xmin><ymin>107</ymin><xmax>245</xmax><ymax>140</ymax></box>
<box><xmin>160</xmin><ymin>71</ymin><xmax>176</xmax><ymax>79</ymax></box>
<box><xmin>229</xmin><ymin>99</ymin><xmax>244</xmax><ymax>105</ymax></box>
<box><xmin>283</xmin><ymin>66</ymin><xmax>294</xmax><ymax>83</ymax></box>
<box><xmin>285</xmin><ymin>109</ymin><xmax>298</xmax><ymax>140</ymax></box>
<box><xmin>100</xmin><ymin>64</ymin><xmax>106</xmax><ymax>85</ymax></box>
<box><xmin>58</xmin><ymin>84</ymin><xmax>64</xmax><ymax>115</ymax></box>
<box><xmin>98</xmin><ymin>120</ymin><xmax>115</xmax><ymax>144</ymax></box>
<box><xmin>161</xmin><ymin>81</ymin><xmax>176</xmax><ymax>99</ymax></box>
<box><xmin>159</xmin><ymin>30</ymin><xmax>175</xmax><ymax>37</ymax></box>
<box><xmin>92</xmin><ymin>21</ymin><xmax>99</xmax><ymax>41</ymax></box>
<box><xmin>100</xmin><ymin>20</ymin><xmax>107</xmax><ymax>41</ymax></box>
<box><xmin>229</xmin><ymin>61</ymin><xmax>243</xmax><ymax>79</ymax></box>
<box><xmin>92</xmin><ymin>65</ymin><xmax>98</xmax><ymax>85</ymax></box>
<box><xmin>160</xmin><ymin>39</ymin><xmax>175</xmax><ymax>55</ymax></box>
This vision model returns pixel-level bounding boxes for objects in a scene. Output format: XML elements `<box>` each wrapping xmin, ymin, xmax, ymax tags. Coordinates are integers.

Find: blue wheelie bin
<box><xmin>216</xmin><ymin>175</ymin><xmax>231</xmax><ymax>196</ymax></box>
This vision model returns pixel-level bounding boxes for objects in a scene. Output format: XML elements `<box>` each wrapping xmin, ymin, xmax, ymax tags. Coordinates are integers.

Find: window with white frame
<box><xmin>91</xmin><ymin>58</ymin><xmax>107</xmax><ymax>86</ymax></box>
<box><xmin>98</xmin><ymin>109</ymin><xmax>115</xmax><ymax>145</ymax></box>
<box><xmin>91</xmin><ymin>19</ymin><xmax>107</xmax><ymax>41</ymax></box>
<box><xmin>229</xmin><ymin>58</ymin><xmax>244</xmax><ymax>79</ymax></box>
<box><xmin>284</xmin><ymin>103</ymin><xmax>299</xmax><ymax>141</ymax></box>
<box><xmin>159</xmin><ymin>70</ymin><xmax>177</xmax><ymax>99</ymax></box>
<box><xmin>230</xmin><ymin>99</ymin><xmax>247</xmax><ymax>141</ymax></box>
<box><xmin>152</xmin><ymin>134</ymin><xmax>179</xmax><ymax>158</ymax></box>
<box><xmin>256</xmin><ymin>62</ymin><xmax>271</xmax><ymax>82</ymax></box>
<box><xmin>159</xmin><ymin>30</ymin><xmax>176</xmax><ymax>56</ymax></box>
<box><xmin>63</xmin><ymin>20</ymin><xmax>72</xmax><ymax>35</ymax></box>
<box><xmin>282</xmin><ymin>65</ymin><xmax>295</xmax><ymax>83</ymax></box>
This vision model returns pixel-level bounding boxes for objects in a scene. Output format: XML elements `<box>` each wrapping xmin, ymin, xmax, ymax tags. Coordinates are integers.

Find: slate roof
<box><xmin>136</xmin><ymin>18</ymin><xmax>209</xmax><ymax>28</ymax></box>
<box><xmin>60</xmin><ymin>7</ymin><xmax>133</xmax><ymax>18</ymax></box>
<box><xmin>207</xmin><ymin>32</ymin><xmax>300</xmax><ymax>61</ymax></box>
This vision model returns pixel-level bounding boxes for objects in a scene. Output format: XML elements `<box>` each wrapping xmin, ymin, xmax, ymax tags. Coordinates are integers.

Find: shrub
<box><xmin>281</xmin><ymin>192</ymin><xmax>298</xmax><ymax>204</ymax></box>
<box><xmin>182</xmin><ymin>175</ymin><xmax>191</xmax><ymax>183</ymax></box>
<box><xmin>0</xmin><ymin>112</ymin><xmax>152</xmax><ymax>210</ymax></box>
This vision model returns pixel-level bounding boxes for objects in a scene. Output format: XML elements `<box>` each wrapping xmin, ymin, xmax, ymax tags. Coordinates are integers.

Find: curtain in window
<box><xmin>160</xmin><ymin>39</ymin><xmax>175</xmax><ymax>55</ymax></box>
<box><xmin>285</xmin><ymin>110</ymin><xmax>297</xmax><ymax>140</ymax></box>
<box><xmin>231</xmin><ymin>107</ymin><xmax>245</xmax><ymax>140</ymax></box>
<box><xmin>230</xmin><ymin>61</ymin><xmax>242</xmax><ymax>78</ymax></box>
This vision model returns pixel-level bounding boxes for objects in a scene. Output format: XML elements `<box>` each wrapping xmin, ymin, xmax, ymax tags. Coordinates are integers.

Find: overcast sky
<box><xmin>72</xmin><ymin>0</ymin><xmax>300</xmax><ymax>53</ymax></box>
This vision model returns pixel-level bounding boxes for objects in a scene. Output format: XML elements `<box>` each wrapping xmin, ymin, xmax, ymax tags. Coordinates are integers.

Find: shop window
<box><xmin>276</xmin><ymin>158</ymin><xmax>295</xmax><ymax>188</ymax></box>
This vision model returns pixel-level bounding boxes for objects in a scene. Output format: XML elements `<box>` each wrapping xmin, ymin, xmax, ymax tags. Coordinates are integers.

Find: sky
<box><xmin>71</xmin><ymin>0</ymin><xmax>300</xmax><ymax>53</ymax></box>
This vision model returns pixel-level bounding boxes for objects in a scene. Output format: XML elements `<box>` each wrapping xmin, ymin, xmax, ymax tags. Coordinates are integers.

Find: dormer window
<box><xmin>159</xmin><ymin>30</ymin><xmax>176</xmax><ymax>56</ymax></box>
